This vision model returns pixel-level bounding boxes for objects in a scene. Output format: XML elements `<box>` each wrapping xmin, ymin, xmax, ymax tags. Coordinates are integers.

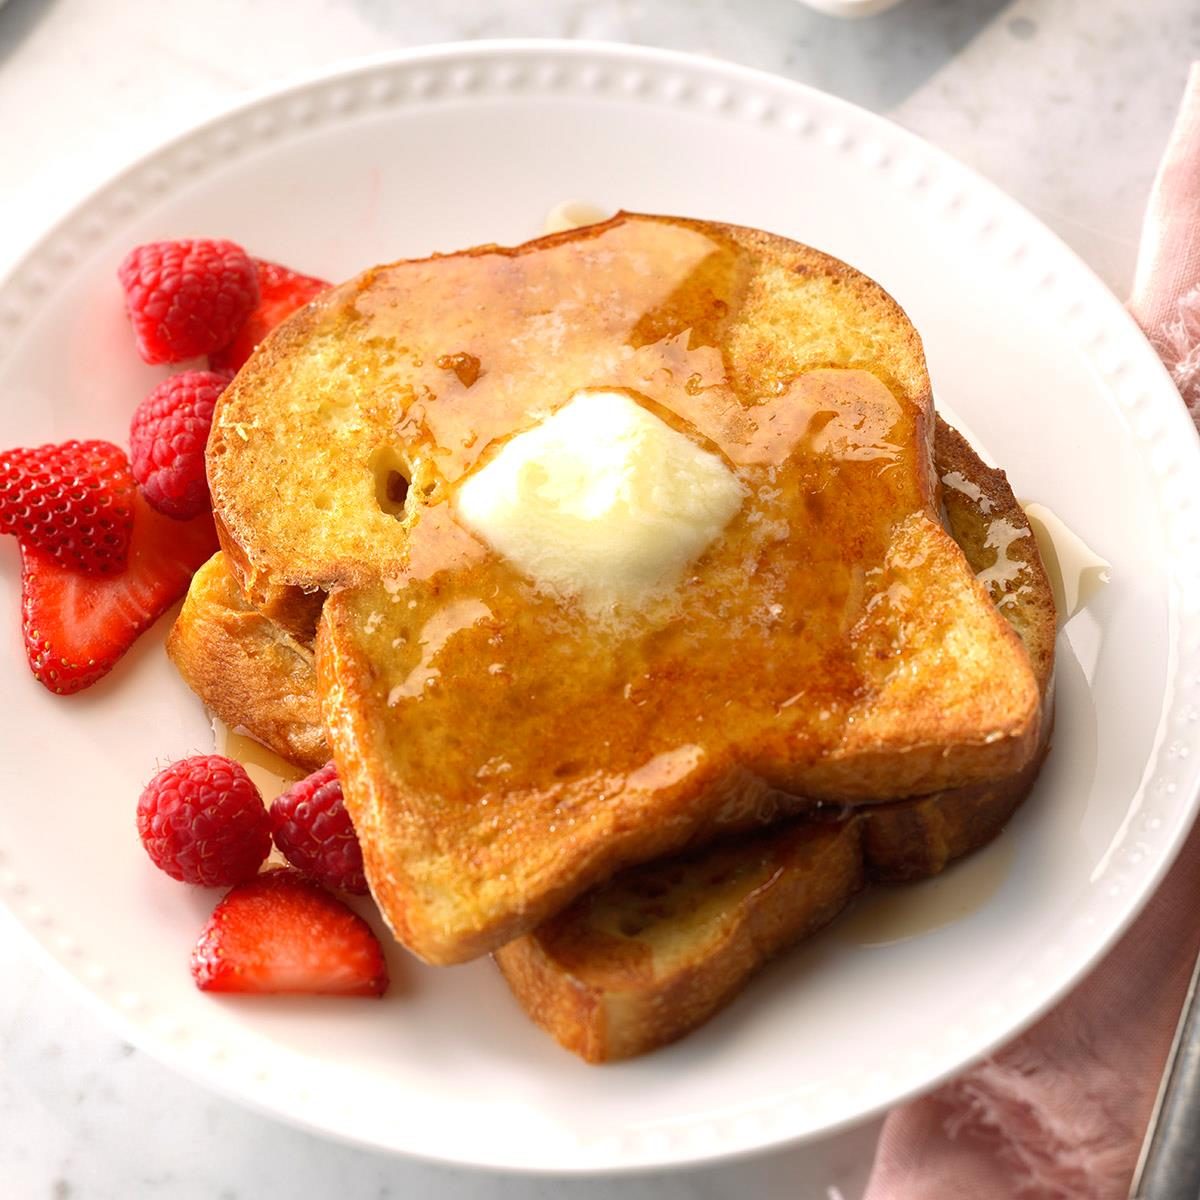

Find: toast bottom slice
<box><xmin>496</xmin><ymin>819</ymin><xmax>865</xmax><ymax>1064</ymax></box>
<box><xmin>494</xmin><ymin>720</ymin><xmax>1053</xmax><ymax>1063</ymax></box>
<box><xmin>493</xmin><ymin>419</ymin><xmax>1056</xmax><ymax>1061</ymax></box>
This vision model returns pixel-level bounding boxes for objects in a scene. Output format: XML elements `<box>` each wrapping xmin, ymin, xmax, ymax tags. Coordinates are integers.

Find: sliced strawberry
<box><xmin>0</xmin><ymin>440</ymin><xmax>135</xmax><ymax>575</ymax></box>
<box><xmin>21</xmin><ymin>491</ymin><xmax>217</xmax><ymax>694</ymax></box>
<box><xmin>209</xmin><ymin>259</ymin><xmax>330</xmax><ymax>374</ymax></box>
<box><xmin>191</xmin><ymin>868</ymin><xmax>388</xmax><ymax>997</ymax></box>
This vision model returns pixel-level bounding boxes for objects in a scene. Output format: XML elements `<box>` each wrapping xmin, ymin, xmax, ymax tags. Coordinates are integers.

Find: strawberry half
<box><xmin>0</xmin><ymin>440</ymin><xmax>134</xmax><ymax>575</ymax></box>
<box><xmin>21</xmin><ymin>491</ymin><xmax>217</xmax><ymax>694</ymax></box>
<box><xmin>191</xmin><ymin>868</ymin><xmax>389</xmax><ymax>997</ymax></box>
<box><xmin>209</xmin><ymin>258</ymin><xmax>330</xmax><ymax>374</ymax></box>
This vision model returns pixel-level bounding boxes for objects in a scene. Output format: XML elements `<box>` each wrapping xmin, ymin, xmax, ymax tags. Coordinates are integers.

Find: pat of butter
<box><xmin>542</xmin><ymin>200</ymin><xmax>611</xmax><ymax>235</ymax></box>
<box><xmin>456</xmin><ymin>390</ymin><xmax>746</xmax><ymax>609</ymax></box>
<box><xmin>1020</xmin><ymin>501</ymin><xmax>1111</xmax><ymax>625</ymax></box>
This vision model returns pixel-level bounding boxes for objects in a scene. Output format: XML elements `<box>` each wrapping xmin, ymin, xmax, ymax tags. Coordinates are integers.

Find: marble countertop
<box><xmin>2</xmin><ymin>0</ymin><xmax>1196</xmax><ymax>1196</ymax></box>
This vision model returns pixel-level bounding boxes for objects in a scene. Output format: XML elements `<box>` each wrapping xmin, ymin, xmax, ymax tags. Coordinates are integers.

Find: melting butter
<box><xmin>1020</xmin><ymin>501</ymin><xmax>1111</xmax><ymax>625</ymax></box>
<box><xmin>456</xmin><ymin>389</ymin><xmax>746</xmax><ymax>611</ymax></box>
<box><xmin>542</xmin><ymin>199</ymin><xmax>611</xmax><ymax>235</ymax></box>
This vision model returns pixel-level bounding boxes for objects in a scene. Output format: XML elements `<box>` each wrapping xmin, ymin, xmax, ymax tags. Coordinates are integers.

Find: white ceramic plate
<box><xmin>2</xmin><ymin>41</ymin><xmax>1199</xmax><ymax>1175</ymax></box>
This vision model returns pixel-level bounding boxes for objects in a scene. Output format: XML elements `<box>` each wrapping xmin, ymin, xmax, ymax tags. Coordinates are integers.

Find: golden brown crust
<box><xmin>933</xmin><ymin>418</ymin><xmax>1057</xmax><ymax>686</ymax></box>
<box><xmin>292</xmin><ymin>218</ymin><xmax>1039</xmax><ymax>964</ymax></box>
<box><xmin>213</xmin><ymin>512</ymin><xmax>324</xmax><ymax>644</ymax></box>
<box><xmin>494</xmin><ymin>820</ymin><xmax>864</xmax><ymax>1062</ymax></box>
<box><xmin>165</xmin><ymin>553</ymin><xmax>329</xmax><ymax>771</ymax></box>
<box><xmin>859</xmin><ymin>416</ymin><xmax>1057</xmax><ymax>880</ymax></box>
<box><xmin>860</xmin><ymin>705</ymin><xmax>1053</xmax><ymax>881</ymax></box>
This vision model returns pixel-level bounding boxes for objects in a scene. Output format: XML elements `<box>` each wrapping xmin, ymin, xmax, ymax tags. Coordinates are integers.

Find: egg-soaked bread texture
<box><xmin>203</xmin><ymin>216</ymin><xmax>1039</xmax><ymax>963</ymax></box>
<box><xmin>496</xmin><ymin>424</ymin><xmax>1057</xmax><ymax>1060</ymax></box>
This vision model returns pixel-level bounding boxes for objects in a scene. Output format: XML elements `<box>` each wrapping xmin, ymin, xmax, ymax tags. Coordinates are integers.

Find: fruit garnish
<box><xmin>20</xmin><ymin>491</ymin><xmax>217</xmax><ymax>694</ymax></box>
<box><xmin>191</xmin><ymin>868</ymin><xmax>388</xmax><ymax>997</ymax></box>
<box><xmin>130</xmin><ymin>370</ymin><xmax>231</xmax><ymax>519</ymax></box>
<box><xmin>0</xmin><ymin>439</ymin><xmax>134</xmax><ymax>575</ymax></box>
<box><xmin>270</xmin><ymin>762</ymin><xmax>367</xmax><ymax>894</ymax></box>
<box><xmin>118</xmin><ymin>239</ymin><xmax>259</xmax><ymax>364</ymax></box>
<box><xmin>137</xmin><ymin>754</ymin><xmax>271</xmax><ymax>887</ymax></box>
<box><xmin>209</xmin><ymin>258</ymin><xmax>330</xmax><ymax>373</ymax></box>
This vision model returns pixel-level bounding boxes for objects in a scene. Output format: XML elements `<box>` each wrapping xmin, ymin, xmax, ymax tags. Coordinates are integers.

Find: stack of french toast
<box><xmin>168</xmin><ymin>212</ymin><xmax>1055</xmax><ymax>1061</ymax></box>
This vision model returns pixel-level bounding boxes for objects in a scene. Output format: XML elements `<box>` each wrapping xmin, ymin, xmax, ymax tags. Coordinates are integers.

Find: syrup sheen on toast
<box><xmin>209</xmin><ymin>214</ymin><xmax>1044</xmax><ymax>964</ymax></box>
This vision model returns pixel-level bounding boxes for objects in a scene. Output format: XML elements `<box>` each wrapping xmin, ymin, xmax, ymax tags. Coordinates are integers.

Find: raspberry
<box><xmin>118</xmin><ymin>239</ymin><xmax>259</xmax><ymax>364</ymax></box>
<box><xmin>130</xmin><ymin>370</ymin><xmax>230</xmax><ymax>519</ymax></box>
<box><xmin>0</xmin><ymin>440</ymin><xmax>133</xmax><ymax>575</ymax></box>
<box><xmin>270</xmin><ymin>762</ymin><xmax>367</xmax><ymax>894</ymax></box>
<box><xmin>138</xmin><ymin>755</ymin><xmax>271</xmax><ymax>887</ymax></box>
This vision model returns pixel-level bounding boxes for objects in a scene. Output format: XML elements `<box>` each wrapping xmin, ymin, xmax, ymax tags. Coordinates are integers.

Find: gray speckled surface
<box><xmin>1</xmin><ymin>0</ymin><xmax>1197</xmax><ymax>1196</ymax></box>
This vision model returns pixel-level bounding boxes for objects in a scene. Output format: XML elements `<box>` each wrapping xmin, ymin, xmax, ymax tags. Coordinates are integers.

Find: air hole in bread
<box><xmin>386</xmin><ymin>472</ymin><xmax>409</xmax><ymax>506</ymax></box>
<box><xmin>368</xmin><ymin>445</ymin><xmax>412</xmax><ymax>518</ymax></box>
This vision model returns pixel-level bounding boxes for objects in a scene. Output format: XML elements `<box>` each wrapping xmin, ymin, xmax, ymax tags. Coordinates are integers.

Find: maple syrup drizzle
<box><xmin>836</xmin><ymin>835</ymin><xmax>1017</xmax><ymax>947</ymax></box>
<box><xmin>212</xmin><ymin>717</ymin><xmax>306</xmax><ymax>805</ymax></box>
<box><xmin>322</xmin><ymin>215</ymin><xmax>997</xmax><ymax>808</ymax></box>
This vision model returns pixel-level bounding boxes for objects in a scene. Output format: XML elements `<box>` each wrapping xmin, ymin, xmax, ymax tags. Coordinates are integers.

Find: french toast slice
<box><xmin>496</xmin><ymin>427</ymin><xmax>1056</xmax><ymax>1059</ymax></box>
<box><xmin>165</xmin><ymin>553</ymin><xmax>328</xmax><ymax>772</ymax></box>
<box><xmin>206</xmin><ymin>214</ymin><xmax>1042</xmax><ymax>963</ymax></box>
<box><xmin>257</xmin><ymin>218</ymin><xmax>1038</xmax><ymax>963</ymax></box>
<box><xmin>497</xmin><ymin>818</ymin><xmax>866</xmax><ymax>1064</ymax></box>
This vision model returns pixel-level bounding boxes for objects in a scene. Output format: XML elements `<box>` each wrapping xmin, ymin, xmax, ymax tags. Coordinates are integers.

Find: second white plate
<box><xmin>794</xmin><ymin>0</ymin><xmax>906</xmax><ymax>17</ymax></box>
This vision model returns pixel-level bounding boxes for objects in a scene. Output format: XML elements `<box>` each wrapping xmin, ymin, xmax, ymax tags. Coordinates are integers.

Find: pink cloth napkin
<box><xmin>863</xmin><ymin>64</ymin><xmax>1200</xmax><ymax>1200</ymax></box>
